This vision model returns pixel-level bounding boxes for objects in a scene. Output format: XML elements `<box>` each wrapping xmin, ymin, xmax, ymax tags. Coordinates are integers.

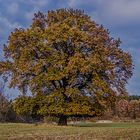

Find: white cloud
<box><xmin>28</xmin><ymin>0</ymin><xmax>49</xmax><ymax>8</ymax></box>
<box><xmin>25</xmin><ymin>11</ymin><xmax>34</xmax><ymax>21</ymax></box>
<box><xmin>7</xmin><ymin>3</ymin><xmax>19</xmax><ymax>14</ymax></box>
<box><xmin>23</xmin><ymin>0</ymin><xmax>50</xmax><ymax>21</ymax></box>
<box><xmin>0</xmin><ymin>16</ymin><xmax>19</xmax><ymax>30</ymax></box>
<box><xmin>0</xmin><ymin>14</ymin><xmax>20</xmax><ymax>40</ymax></box>
<box><xmin>91</xmin><ymin>0</ymin><xmax>140</xmax><ymax>25</ymax></box>
<box><xmin>67</xmin><ymin>0</ymin><xmax>77</xmax><ymax>7</ymax></box>
<box><xmin>67</xmin><ymin>0</ymin><xmax>140</xmax><ymax>25</ymax></box>
<box><xmin>67</xmin><ymin>0</ymin><xmax>92</xmax><ymax>7</ymax></box>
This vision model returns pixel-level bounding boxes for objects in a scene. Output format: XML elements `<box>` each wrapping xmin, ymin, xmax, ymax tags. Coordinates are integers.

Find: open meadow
<box><xmin>0</xmin><ymin>122</ymin><xmax>140</xmax><ymax>140</ymax></box>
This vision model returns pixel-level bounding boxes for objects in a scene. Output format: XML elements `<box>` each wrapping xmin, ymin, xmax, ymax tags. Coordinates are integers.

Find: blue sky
<box><xmin>0</xmin><ymin>0</ymin><xmax>140</xmax><ymax>97</ymax></box>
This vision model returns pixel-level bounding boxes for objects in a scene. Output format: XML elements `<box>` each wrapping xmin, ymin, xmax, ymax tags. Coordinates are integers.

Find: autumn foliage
<box><xmin>0</xmin><ymin>9</ymin><xmax>133</xmax><ymax>125</ymax></box>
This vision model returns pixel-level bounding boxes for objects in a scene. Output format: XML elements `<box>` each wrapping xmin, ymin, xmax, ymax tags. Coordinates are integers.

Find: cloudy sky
<box><xmin>0</xmin><ymin>0</ymin><xmax>140</xmax><ymax>97</ymax></box>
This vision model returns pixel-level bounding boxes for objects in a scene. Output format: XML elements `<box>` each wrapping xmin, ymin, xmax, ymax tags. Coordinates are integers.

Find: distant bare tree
<box><xmin>0</xmin><ymin>79</ymin><xmax>17</xmax><ymax>122</ymax></box>
<box><xmin>0</xmin><ymin>80</ymin><xmax>9</xmax><ymax>121</ymax></box>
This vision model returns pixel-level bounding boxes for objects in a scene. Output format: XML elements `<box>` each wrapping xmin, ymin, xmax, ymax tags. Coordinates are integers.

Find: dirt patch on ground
<box><xmin>96</xmin><ymin>120</ymin><xmax>113</xmax><ymax>123</ymax></box>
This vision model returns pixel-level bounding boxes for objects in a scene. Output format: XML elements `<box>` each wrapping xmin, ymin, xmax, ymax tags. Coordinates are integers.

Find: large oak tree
<box><xmin>0</xmin><ymin>9</ymin><xmax>133</xmax><ymax>125</ymax></box>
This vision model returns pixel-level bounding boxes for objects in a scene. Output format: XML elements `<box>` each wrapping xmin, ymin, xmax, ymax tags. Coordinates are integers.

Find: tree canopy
<box><xmin>0</xmin><ymin>9</ymin><xmax>133</xmax><ymax>125</ymax></box>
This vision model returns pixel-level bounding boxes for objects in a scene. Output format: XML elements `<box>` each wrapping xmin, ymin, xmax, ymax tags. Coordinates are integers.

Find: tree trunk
<box><xmin>58</xmin><ymin>115</ymin><xmax>67</xmax><ymax>126</ymax></box>
<box><xmin>133</xmin><ymin>110</ymin><xmax>136</xmax><ymax>119</ymax></box>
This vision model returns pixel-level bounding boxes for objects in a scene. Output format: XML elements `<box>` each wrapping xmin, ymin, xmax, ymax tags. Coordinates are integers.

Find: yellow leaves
<box><xmin>67</xmin><ymin>102</ymin><xmax>94</xmax><ymax>115</ymax></box>
<box><xmin>0</xmin><ymin>61</ymin><xmax>12</xmax><ymax>73</ymax></box>
<box><xmin>64</xmin><ymin>52</ymin><xmax>91</xmax><ymax>75</ymax></box>
<box><xmin>65</xmin><ymin>53</ymin><xmax>82</xmax><ymax>72</ymax></box>
<box><xmin>0</xmin><ymin>8</ymin><xmax>133</xmax><ymax>118</ymax></box>
<box><xmin>95</xmin><ymin>108</ymin><xmax>102</xmax><ymax>116</ymax></box>
<box><xmin>65</xmin><ymin>87</ymin><xmax>80</xmax><ymax>97</ymax></box>
<box><xmin>46</xmin><ymin>22</ymin><xmax>70</xmax><ymax>43</ymax></box>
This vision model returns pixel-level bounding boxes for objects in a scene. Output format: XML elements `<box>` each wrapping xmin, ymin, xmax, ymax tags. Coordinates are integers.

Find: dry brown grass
<box><xmin>0</xmin><ymin>122</ymin><xmax>140</xmax><ymax>140</ymax></box>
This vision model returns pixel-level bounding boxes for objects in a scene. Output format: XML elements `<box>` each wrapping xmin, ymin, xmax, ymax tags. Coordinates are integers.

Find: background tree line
<box><xmin>100</xmin><ymin>95</ymin><xmax>140</xmax><ymax>120</ymax></box>
<box><xmin>1</xmin><ymin>89</ymin><xmax>140</xmax><ymax>123</ymax></box>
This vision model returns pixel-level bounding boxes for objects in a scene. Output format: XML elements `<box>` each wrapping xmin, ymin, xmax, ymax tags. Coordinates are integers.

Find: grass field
<box><xmin>0</xmin><ymin>122</ymin><xmax>140</xmax><ymax>140</ymax></box>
